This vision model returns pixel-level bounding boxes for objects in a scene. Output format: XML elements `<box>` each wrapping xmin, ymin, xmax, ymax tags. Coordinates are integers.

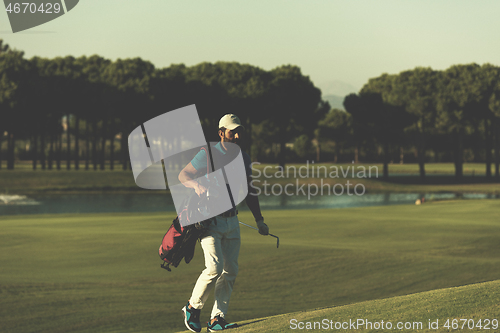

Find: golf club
<box><xmin>238</xmin><ymin>221</ymin><xmax>279</xmax><ymax>248</ymax></box>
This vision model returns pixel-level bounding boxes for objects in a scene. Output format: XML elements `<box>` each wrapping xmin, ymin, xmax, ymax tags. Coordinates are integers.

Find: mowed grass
<box><xmin>218</xmin><ymin>280</ymin><xmax>500</xmax><ymax>333</ymax></box>
<box><xmin>0</xmin><ymin>169</ymin><xmax>138</xmax><ymax>194</ymax></box>
<box><xmin>249</xmin><ymin>162</ymin><xmax>500</xmax><ymax>194</ymax></box>
<box><xmin>5</xmin><ymin>160</ymin><xmax>494</xmax><ymax>175</ymax></box>
<box><xmin>1</xmin><ymin>201</ymin><xmax>500</xmax><ymax>332</ymax></box>
<box><xmin>253</xmin><ymin>162</ymin><xmax>492</xmax><ymax>175</ymax></box>
<box><xmin>1</xmin><ymin>162</ymin><xmax>499</xmax><ymax>194</ymax></box>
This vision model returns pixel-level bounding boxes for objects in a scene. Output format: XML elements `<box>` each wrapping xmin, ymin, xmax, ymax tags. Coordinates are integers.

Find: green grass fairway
<box><xmin>1</xmin><ymin>162</ymin><xmax>499</xmax><ymax>194</ymax></box>
<box><xmin>1</xmin><ymin>201</ymin><xmax>500</xmax><ymax>332</ymax></box>
<box><xmin>217</xmin><ymin>280</ymin><xmax>500</xmax><ymax>333</ymax></box>
<box><xmin>5</xmin><ymin>161</ymin><xmax>495</xmax><ymax>175</ymax></box>
<box><xmin>0</xmin><ymin>169</ymin><xmax>139</xmax><ymax>194</ymax></box>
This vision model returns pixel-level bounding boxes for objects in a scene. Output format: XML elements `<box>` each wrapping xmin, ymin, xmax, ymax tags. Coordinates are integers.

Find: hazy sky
<box><xmin>1</xmin><ymin>0</ymin><xmax>500</xmax><ymax>96</ymax></box>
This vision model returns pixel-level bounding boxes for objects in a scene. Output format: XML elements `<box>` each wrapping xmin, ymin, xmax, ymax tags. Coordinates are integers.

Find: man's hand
<box><xmin>179</xmin><ymin>162</ymin><xmax>208</xmax><ymax>197</ymax></box>
<box><xmin>194</xmin><ymin>183</ymin><xmax>207</xmax><ymax>197</ymax></box>
<box><xmin>256</xmin><ymin>218</ymin><xmax>269</xmax><ymax>235</ymax></box>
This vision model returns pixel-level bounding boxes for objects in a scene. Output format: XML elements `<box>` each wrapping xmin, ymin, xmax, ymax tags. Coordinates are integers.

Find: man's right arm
<box><xmin>178</xmin><ymin>162</ymin><xmax>207</xmax><ymax>197</ymax></box>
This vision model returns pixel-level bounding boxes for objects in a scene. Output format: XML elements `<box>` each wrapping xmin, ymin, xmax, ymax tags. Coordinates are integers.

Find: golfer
<box><xmin>178</xmin><ymin>114</ymin><xmax>268</xmax><ymax>332</ymax></box>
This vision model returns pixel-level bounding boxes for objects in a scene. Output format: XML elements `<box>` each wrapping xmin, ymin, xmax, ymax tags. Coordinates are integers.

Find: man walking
<box><xmin>178</xmin><ymin>114</ymin><xmax>268</xmax><ymax>332</ymax></box>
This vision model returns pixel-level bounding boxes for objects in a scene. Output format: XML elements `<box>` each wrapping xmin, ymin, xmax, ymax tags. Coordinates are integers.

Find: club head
<box><xmin>270</xmin><ymin>234</ymin><xmax>279</xmax><ymax>248</ymax></box>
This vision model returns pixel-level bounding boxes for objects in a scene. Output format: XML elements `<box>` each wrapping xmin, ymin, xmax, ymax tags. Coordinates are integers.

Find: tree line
<box><xmin>1</xmin><ymin>39</ymin><xmax>500</xmax><ymax>181</ymax></box>
<box><xmin>0</xmin><ymin>40</ymin><xmax>325</xmax><ymax>170</ymax></box>
<box><xmin>318</xmin><ymin>65</ymin><xmax>500</xmax><ymax>180</ymax></box>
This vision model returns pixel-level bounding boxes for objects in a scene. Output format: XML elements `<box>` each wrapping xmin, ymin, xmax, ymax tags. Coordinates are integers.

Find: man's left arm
<box><xmin>245</xmin><ymin>176</ymin><xmax>269</xmax><ymax>235</ymax></box>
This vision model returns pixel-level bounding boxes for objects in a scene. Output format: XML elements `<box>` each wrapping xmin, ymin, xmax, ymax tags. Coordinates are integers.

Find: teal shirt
<box><xmin>190</xmin><ymin>142</ymin><xmax>252</xmax><ymax>178</ymax></box>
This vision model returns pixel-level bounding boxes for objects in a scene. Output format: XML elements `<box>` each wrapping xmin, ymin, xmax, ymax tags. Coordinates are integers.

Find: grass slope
<box><xmin>210</xmin><ymin>280</ymin><xmax>500</xmax><ymax>333</ymax></box>
<box><xmin>1</xmin><ymin>201</ymin><xmax>500</xmax><ymax>332</ymax></box>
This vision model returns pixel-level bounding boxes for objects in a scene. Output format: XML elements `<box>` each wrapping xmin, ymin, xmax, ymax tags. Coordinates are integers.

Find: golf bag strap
<box><xmin>200</xmin><ymin>145</ymin><xmax>215</xmax><ymax>177</ymax></box>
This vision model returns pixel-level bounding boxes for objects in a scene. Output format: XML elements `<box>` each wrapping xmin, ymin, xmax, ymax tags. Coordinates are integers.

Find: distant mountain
<box><xmin>317</xmin><ymin>80</ymin><xmax>359</xmax><ymax>111</ymax></box>
<box><xmin>323</xmin><ymin>94</ymin><xmax>345</xmax><ymax>110</ymax></box>
<box><xmin>318</xmin><ymin>80</ymin><xmax>359</xmax><ymax>97</ymax></box>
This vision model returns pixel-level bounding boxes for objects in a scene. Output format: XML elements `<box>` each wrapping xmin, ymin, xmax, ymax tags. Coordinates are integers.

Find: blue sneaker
<box><xmin>207</xmin><ymin>315</ymin><xmax>238</xmax><ymax>331</ymax></box>
<box><xmin>182</xmin><ymin>301</ymin><xmax>201</xmax><ymax>333</ymax></box>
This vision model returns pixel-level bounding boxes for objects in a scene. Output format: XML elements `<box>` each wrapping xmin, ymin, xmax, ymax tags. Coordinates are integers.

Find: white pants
<box><xmin>190</xmin><ymin>215</ymin><xmax>240</xmax><ymax>319</ymax></box>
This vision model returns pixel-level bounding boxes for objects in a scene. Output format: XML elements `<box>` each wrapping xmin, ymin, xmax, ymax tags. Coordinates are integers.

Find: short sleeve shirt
<box><xmin>190</xmin><ymin>142</ymin><xmax>252</xmax><ymax>178</ymax></box>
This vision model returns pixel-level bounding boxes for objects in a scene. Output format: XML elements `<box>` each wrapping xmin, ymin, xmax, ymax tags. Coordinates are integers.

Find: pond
<box><xmin>0</xmin><ymin>192</ymin><xmax>498</xmax><ymax>216</ymax></box>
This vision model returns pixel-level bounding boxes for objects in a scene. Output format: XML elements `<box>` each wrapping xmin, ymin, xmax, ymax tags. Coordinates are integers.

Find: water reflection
<box><xmin>0</xmin><ymin>192</ymin><xmax>498</xmax><ymax>216</ymax></box>
<box><xmin>0</xmin><ymin>194</ymin><xmax>40</xmax><ymax>205</ymax></box>
<box><xmin>255</xmin><ymin>192</ymin><xmax>488</xmax><ymax>210</ymax></box>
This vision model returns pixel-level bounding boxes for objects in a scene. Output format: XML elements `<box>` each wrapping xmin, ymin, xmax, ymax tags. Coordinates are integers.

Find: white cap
<box><xmin>219</xmin><ymin>114</ymin><xmax>244</xmax><ymax>130</ymax></box>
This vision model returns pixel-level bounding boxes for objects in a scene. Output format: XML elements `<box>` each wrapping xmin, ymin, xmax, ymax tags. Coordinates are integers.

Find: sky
<box><xmin>1</xmin><ymin>0</ymin><xmax>500</xmax><ymax>96</ymax></box>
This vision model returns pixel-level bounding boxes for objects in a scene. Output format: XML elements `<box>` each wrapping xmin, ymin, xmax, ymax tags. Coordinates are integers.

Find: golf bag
<box><xmin>158</xmin><ymin>147</ymin><xmax>216</xmax><ymax>272</ymax></box>
<box><xmin>158</xmin><ymin>210</ymin><xmax>211</xmax><ymax>272</ymax></box>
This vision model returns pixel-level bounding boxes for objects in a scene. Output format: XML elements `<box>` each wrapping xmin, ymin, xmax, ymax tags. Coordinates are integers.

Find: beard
<box><xmin>222</xmin><ymin>134</ymin><xmax>241</xmax><ymax>156</ymax></box>
<box><xmin>223</xmin><ymin>134</ymin><xmax>239</xmax><ymax>145</ymax></box>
